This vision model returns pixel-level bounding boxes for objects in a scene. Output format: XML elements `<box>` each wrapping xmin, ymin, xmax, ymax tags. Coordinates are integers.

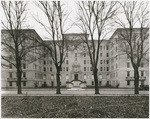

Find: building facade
<box><xmin>1</xmin><ymin>28</ymin><xmax>149</xmax><ymax>89</ymax></box>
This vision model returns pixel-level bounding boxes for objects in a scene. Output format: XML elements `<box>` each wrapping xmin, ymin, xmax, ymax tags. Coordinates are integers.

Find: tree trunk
<box><xmin>56</xmin><ymin>68</ymin><xmax>61</xmax><ymax>94</ymax></box>
<box><xmin>17</xmin><ymin>63</ymin><xmax>22</xmax><ymax>94</ymax></box>
<box><xmin>93</xmin><ymin>68</ymin><xmax>99</xmax><ymax>94</ymax></box>
<box><xmin>134</xmin><ymin>68</ymin><xmax>139</xmax><ymax>94</ymax></box>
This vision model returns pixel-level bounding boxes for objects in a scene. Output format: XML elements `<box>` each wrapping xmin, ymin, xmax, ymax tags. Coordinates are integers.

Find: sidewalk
<box><xmin>1</xmin><ymin>88</ymin><xmax>149</xmax><ymax>96</ymax></box>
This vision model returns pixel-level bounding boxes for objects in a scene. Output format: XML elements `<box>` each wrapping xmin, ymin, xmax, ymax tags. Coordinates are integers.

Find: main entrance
<box><xmin>74</xmin><ymin>74</ymin><xmax>78</xmax><ymax>80</ymax></box>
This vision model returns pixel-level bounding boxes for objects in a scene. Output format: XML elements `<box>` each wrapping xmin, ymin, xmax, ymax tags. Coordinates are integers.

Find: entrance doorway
<box><xmin>74</xmin><ymin>74</ymin><xmax>78</xmax><ymax>80</ymax></box>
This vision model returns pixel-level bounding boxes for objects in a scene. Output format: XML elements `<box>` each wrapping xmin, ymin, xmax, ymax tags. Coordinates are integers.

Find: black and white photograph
<box><xmin>1</xmin><ymin>0</ymin><xmax>149</xmax><ymax>118</ymax></box>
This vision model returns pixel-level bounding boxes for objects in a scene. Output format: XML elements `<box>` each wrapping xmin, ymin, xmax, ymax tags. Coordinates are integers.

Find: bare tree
<box><xmin>113</xmin><ymin>1</ymin><xmax>149</xmax><ymax>94</ymax></box>
<box><xmin>76</xmin><ymin>1</ymin><xmax>117</xmax><ymax>94</ymax></box>
<box><xmin>1</xmin><ymin>1</ymin><xmax>42</xmax><ymax>94</ymax></box>
<box><xmin>35</xmin><ymin>1</ymin><xmax>69</xmax><ymax>94</ymax></box>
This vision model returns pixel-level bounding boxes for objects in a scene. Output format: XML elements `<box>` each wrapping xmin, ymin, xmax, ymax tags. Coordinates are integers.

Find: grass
<box><xmin>1</xmin><ymin>96</ymin><xmax>149</xmax><ymax>118</ymax></box>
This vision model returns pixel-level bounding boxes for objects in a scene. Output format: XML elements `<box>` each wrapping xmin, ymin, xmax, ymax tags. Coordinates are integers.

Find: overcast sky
<box><xmin>1</xmin><ymin>1</ymin><xmax>149</xmax><ymax>40</ymax></box>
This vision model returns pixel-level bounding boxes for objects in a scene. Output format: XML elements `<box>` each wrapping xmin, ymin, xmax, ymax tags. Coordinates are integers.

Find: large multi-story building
<box><xmin>1</xmin><ymin>28</ymin><xmax>149</xmax><ymax>89</ymax></box>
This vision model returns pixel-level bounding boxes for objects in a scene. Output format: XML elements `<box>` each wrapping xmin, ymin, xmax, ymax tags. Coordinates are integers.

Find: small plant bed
<box><xmin>2</xmin><ymin>96</ymin><xmax>149</xmax><ymax>118</ymax></box>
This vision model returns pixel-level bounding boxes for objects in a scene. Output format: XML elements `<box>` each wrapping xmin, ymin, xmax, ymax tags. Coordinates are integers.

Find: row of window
<box><xmin>100</xmin><ymin>60</ymin><xmax>109</xmax><ymax>64</ymax></box>
<box><xmin>127</xmin><ymin>80</ymin><xmax>144</xmax><ymax>86</ymax></box>
<box><xmin>9</xmin><ymin>72</ymin><xmax>26</xmax><ymax>78</ymax></box>
<box><xmin>127</xmin><ymin>62</ymin><xmax>144</xmax><ymax>68</ymax></box>
<box><xmin>9</xmin><ymin>64</ymin><xmax>26</xmax><ymax>69</ymax></box>
<box><xmin>9</xmin><ymin>81</ymin><xmax>26</xmax><ymax>86</ymax></box>
<box><xmin>127</xmin><ymin>71</ymin><xmax>144</xmax><ymax>77</ymax></box>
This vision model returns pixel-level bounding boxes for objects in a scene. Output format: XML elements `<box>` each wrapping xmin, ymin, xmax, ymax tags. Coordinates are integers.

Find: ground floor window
<box><xmin>9</xmin><ymin>82</ymin><xmax>12</xmax><ymax>86</ymax></box>
<box><xmin>92</xmin><ymin>81</ymin><xmax>94</xmax><ymax>85</ymax></box>
<box><xmin>127</xmin><ymin>80</ymin><xmax>130</xmax><ymax>85</ymax></box>
<box><xmin>141</xmin><ymin>81</ymin><xmax>144</xmax><ymax>86</ymax></box>
<box><xmin>99</xmin><ymin>81</ymin><xmax>102</xmax><ymax>86</ymax></box>
<box><xmin>23</xmin><ymin>82</ymin><xmax>26</xmax><ymax>86</ymax></box>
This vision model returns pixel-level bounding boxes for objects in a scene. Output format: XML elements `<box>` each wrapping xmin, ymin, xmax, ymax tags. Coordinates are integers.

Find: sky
<box><xmin>1</xmin><ymin>1</ymin><xmax>149</xmax><ymax>40</ymax></box>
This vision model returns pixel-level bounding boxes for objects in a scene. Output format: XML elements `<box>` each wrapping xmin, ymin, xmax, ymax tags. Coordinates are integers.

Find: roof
<box><xmin>1</xmin><ymin>29</ymin><xmax>43</xmax><ymax>41</ymax></box>
<box><xmin>109</xmin><ymin>28</ymin><xmax>149</xmax><ymax>40</ymax></box>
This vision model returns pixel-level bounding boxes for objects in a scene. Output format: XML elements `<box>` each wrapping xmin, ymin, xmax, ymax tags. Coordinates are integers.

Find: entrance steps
<box><xmin>67</xmin><ymin>87</ymin><xmax>85</xmax><ymax>90</ymax></box>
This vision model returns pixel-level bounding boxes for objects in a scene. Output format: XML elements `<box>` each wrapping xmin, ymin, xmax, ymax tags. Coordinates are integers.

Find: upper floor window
<box><xmin>106</xmin><ymin>60</ymin><xmax>109</xmax><ymax>64</ymax></box>
<box><xmin>50</xmin><ymin>60</ymin><xmax>52</xmax><ymax>65</ymax></box>
<box><xmin>100</xmin><ymin>67</ymin><xmax>103</xmax><ymax>71</ymax></box>
<box><xmin>44</xmin><ymin>67</ymin><xmax>46</xmax><ymax>72</ymax></box>
<box><xmin>100</xmin><ymin>46</ymin><xmax>102</xmax><ymax>50</ymax></box>
<box><xmin>66</xmin><ymin>60</ymin><xmax>68</xmax><ymax>64</ymax></box>
<box><xmin>44</xmin><ymin>61</ymin><xmax>46</xmax><ymax>65</ymax></box>
<box><xmin>141</xmin><ymin>71</ymin><xmax>144</xmax><ymax>77</ymax></box>
<box><xmin>84</xmin><ymin>60</ymin><xmax>86</xmax><ymax>64</ymax></box>
<box><xmin>106</xmin><ymin>53</ymin><xmax>109</xmax><ymax>57</ymax></box>
<box><xmin>66</xmin><ymin>53</ymin><xmax>68</xmax><ymax>57</ymax></box>
<box><xmin>127</xmin><ymin>71</ymin><xmax>130</xmax><ymax>77</ymax></box>
<box><xmin>66</xmin><ymin>67</ymin><xmax>69</xmax><ymax>71</ymax></box>
<box><xmin>100</xmin><ymin>60</ymin><xmax>102</xmax><ymax>64</ymax></box>
<box><xmin>100</xmin><ymin>53</ymin><xmax>102</xmax><ymax>57</ymax></box>
<box><xmin>106</xmin><ymin>45</ymin><xmax>109</xmax><ymax>50</ymax></box>
<box><xmin>141</xmin><ymin>62</ymin><xmax>144</xmax><ymax>67</ymax></box>
<box><xmin>84</xmin><ymin>67</ymin><xmax>86</xmax><ymax>71</ymax></box>
<box><xmin>84</xmin><ymin>53</ymin><xmax>86</xmax><ymax>57</ymax></box>
<box><xmin>127</xmin><ymin>62</ymin><xmax>130</xmax><ymax>68</ymax></box>
<box><xmin>9</xmin><ymin>72</ymin><xmax>12</xmax><ymax>78</ymax></box>
<box><xmin>23</xmin><ymin>72</ymin><xmax>26</xmax><ymax>78</ymax></box>
<box><xmin>9</xmin><ymin>64</ymin><xmax>12</xmax><ymax>69</ymax></box>
<box><xmin>50</xmin><ymin>67</ymin><xmax>52</xmax><ymax>72</ymax></box>
<box><xmin>107</xmin><ymin>67</ymin><xmax>109</xmax><ymax>71</ymax></box>
<box><xmin>75</xmin><ymin>53</ymin><xmax>77</xmax><ymax>57</ymax></box>
<box><xmin>23</xmin><ymin>64</ymin><xmax>26</xmax><ymax>69</ymax></box>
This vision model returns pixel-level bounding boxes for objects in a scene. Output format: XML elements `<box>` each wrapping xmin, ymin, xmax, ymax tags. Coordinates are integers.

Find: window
<box><xmin>16</xmin><ymin>82</ymin><xmax>18</xmax><ymax>86</ymax></box>
<box><xmin>44</xmin><ymin>67</ymin><xmax>46</xmax><ymax>72</ymax></box>
<box><xmin>9</xmin><ymin>82</ymin><xmax>12</xmax><ymax>86</ymax></box>
<box><xmin>127</xmin><ymin>62</ymin><xmax>130</xmax><ymax>68</ymax></box>
<box><xmin>100</xmin><ymin>46</ymin><xmax>102</xmax><ymax>50</ymax></box>
<box><xmin>127</xmin><ymin>55</ymin><xmax>130</xmax><ymax>59</ymax></box>
<box><xmin>106</xmin><ymin>53</ymin><xmax>109</xmax><ymax>57</ymax></box>
<box><xmin>84</xmin><ymin>67</ymin><xmax>86</xmax><ymax>71</ymax></box>
<box><xmin>9</xmin><ymin>72</ymin><xmax>12</xmax><ymax>78</ymax></box>
<box><xmin>141</xmin><ymin>71</ymin><xmax>144</xmax><ymax>77</ymax></box>
<box><xmin>23</xmin><ymin>64</ymin><xmax>26</xmax><ymax>69</ymax></box>
<box><xmin>106</xmin><ymin>60</ymin><xmax>109</xmax><ymax>64</ymax></box>
<box><xmin>84</xmin><ymin>53</ymin><xmax>86</xmax><ymax>57</ymax></box>
<box><xmin>44</xmin><ymin>61</ymin><xmax>46</xmax><ymax>65</ymax></box>
<box><xmin>141</xmin><ymin>62</ymin><xmax>144</xmax><ymax>67</ymax></box>
<box><xmin>107</xmin><ymin>67</ymin><xmax>109</xmax><ymax>71</ymax></box>
<box><xmin>84</xmin><ymin>60</ymin><xmax>86</xmax><ymax>64</ymax></box>
<box><xmin>106</xmin><ymin>45</ymin><xmax>109</xmax><ymax>50</ymax></box>
<box><xmin>100</xmin><ymin>53</ymin><xmax>102</xmax><ymax>57</ymax></box>
<box><xmin>90</xmin><ymin>67</ymin><xmax>93</xmax><ymax>71</ymax></box>
<box><xmin>66</xmin><ymin>60</ymin><xmax>68</xmax><ymax>64</ymax></box>
<box><xmin>87</xmin><ymin>67</ymin><xmax>89</xmax><ymax>71</ymax></box>
<box><xmin>127</xmin><ymin>80</ymin><xmax>130</xmax><ymax>85</ymax></box>
<box><xmin>100</xmin><ymin>60</ymin><xmax>102</xmax><ymax>64</ymax></box>
<box><xmin>75</xmin><ymin>53</ymin><xmax>77</xmax><ymax>57</ymax></box>
<box><xmin>23</xmin><ymin>82</ymin><xmax>26</xmax><ymax>86</ymax></box>
<box><xmin>50</xmin><ymin>67</ymin><xmax>52</xmax><ymax>72</ymax></box>
<box><xmin>23</xmin><ymin>72</ymin><xmax>26</xmax><ymax>78</ymax></box>
<box><xmin>92</xmin><ymin>81</ymin><xmax>94</xmax><ymax>85</ymax></box>
<box><xmin>50</xmin><ymin>60</ymin><xmax>52</xmax><ymax>65</ymax></box>
<box><xmin>99</xmin><ymin>81</ymin><xmax>102</xmax><ymax>86</ymax></box>
<box><xmin>127</xmin><ymin>71</ymin><xmax>130</xmax><ymax>77</ymax></box>
<box><xmin>9</xmin><ymin>64</ymin><xmax>12</xmax><ymax>69</ymax></box>
<box><xmin>66</xmin><ymin>67</ymin><xmax>69</xmax><ymax>71</ymax></box>
<box><xmin>100</xmin><ymin>67</ymin><xmax>103</xmax><ymax>71</ymax></box>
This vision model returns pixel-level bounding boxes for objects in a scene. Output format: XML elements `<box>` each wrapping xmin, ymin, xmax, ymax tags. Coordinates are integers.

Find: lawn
<box><xmin>1</xmin><ymin>96</ymin><xmax>149</xmax><ymax>118</ymax></box>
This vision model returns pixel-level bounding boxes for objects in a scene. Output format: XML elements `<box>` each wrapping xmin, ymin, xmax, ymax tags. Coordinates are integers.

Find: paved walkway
<box><xmin>1</xmin><ymin>88</ymin><xmax>149</xmax><ymax>96</ymax></box>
